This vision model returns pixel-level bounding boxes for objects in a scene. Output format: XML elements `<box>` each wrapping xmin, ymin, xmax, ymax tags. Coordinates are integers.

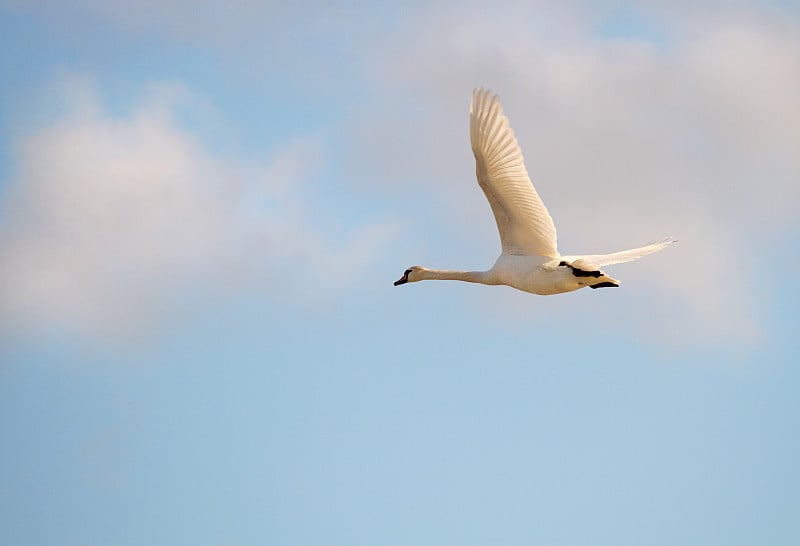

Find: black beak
<box><xmin>394</xmin><ymin>272</ymin><xmax>409</xmax><ymax>286</ymax></box>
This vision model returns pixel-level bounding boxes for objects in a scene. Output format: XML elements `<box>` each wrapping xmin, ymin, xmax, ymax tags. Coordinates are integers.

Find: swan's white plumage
<box><xmin>394</xmin><ymin>87</ymin><xmax>676</xmax><ymax>296</ymax></box>
<box><xmin>470</xmin><ymin>87</ymin><xmax>559</xmax><ymax>258</ymax></box>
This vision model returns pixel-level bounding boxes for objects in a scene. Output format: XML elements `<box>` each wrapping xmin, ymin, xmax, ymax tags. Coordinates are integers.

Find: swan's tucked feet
<box><xmin>559</xmin><ymin>260</ymin><xmax>620</xmax><ymax>289</ymax></box>
<box><xmin>590</xmin><ymin>282</ymin><xmax>620</xmax><ymax>289</ymax></box>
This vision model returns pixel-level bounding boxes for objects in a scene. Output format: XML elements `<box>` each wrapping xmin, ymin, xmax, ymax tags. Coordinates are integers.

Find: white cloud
<box><xmin>0</xmin><ymin>78</ymin><xmax>393</xmax><ymax>342</ymax></box>
<box><xmin>4</xmin><ymin>1</ymin><xmax>798</xmax><ymax>347</ymax></box>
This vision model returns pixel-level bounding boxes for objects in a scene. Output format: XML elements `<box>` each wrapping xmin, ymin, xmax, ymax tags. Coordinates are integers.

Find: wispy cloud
<box><xmin>0</xmin><ymin>77</ymin><xmax>393</xmax><ymax>342</ymax></box>
<box><xmin>3</xmin><ymin>1</ymin><xmax>798</xmax><ymax>347</ymax></box>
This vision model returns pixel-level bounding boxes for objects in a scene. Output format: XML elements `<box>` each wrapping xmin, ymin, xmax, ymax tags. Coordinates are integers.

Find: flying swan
<box><xmin>394</xmin><ymin>87</ymin><xmax>675</xmax><ymax>295</ymax></box>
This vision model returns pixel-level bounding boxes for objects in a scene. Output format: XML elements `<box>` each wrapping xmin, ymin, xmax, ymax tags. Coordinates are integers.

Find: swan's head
<box><xmin>394</xmin><ymin>266</ymin><xmax>424</xmax><ymax>286</ymax></box>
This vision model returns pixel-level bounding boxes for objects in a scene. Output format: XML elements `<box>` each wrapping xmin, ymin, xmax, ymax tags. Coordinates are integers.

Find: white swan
<box><xmin>394</xmin><ymin>87</ymin><xmax>676</xmax><ymax>295</ymax></box>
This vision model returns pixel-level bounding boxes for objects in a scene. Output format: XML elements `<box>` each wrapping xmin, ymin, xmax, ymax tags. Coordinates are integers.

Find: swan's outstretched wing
<box><xmin>561</xmin><ymin>238</ymin><xmax>677</xmax><ymax>268</ymax></box>
<box><xmin>470</xmin><ymin>88</ymin><xmax>559</xmax><ymax>258</ymax></box>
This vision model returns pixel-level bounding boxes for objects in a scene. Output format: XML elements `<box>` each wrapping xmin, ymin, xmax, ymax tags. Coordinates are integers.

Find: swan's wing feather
<box><xmin>470</xmin><ymin>88</ymin><xmax>559</xmax><ymax>258</ymax></box>
<box><xmin>562</xmin><ymin>238</ymin><xmax>677</xmax><ymax>268</ymax></box>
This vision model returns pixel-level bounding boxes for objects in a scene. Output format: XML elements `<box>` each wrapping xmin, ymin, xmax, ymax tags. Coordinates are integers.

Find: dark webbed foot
<box><xmin>590</xmin><ymin>282</ymin><xmax>619</xmax><ymax>289</ymax></box>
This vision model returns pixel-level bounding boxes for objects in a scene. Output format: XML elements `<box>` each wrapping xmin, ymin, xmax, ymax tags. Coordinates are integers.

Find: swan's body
<box><xmin>394</xmin><ymin>87</ymin><xmax>675</xmax><ymax>295</ymax></box>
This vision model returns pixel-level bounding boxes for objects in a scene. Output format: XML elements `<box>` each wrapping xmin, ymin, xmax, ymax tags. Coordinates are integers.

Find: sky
<box><xmin>1</xmin><ymin>1</ymin><xmax>799</xmax><ymax>544</ymax></box>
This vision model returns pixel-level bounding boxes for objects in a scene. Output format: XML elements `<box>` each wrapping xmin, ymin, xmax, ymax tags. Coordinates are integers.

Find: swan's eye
<box><xmin>404</xmin><ymin>269</ymin><xmax>412</xmax><ymax>275</ymax></box>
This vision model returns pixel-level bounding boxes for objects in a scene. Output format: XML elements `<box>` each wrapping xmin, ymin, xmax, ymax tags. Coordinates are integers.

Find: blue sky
<box><xmin>1</xmin><ymin>1</ymin><xmax>799</xmax><ymax>545</ymax></box>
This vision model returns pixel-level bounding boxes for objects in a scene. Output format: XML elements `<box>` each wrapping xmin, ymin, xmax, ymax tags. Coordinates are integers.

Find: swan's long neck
<box><xmin>419</xmin><ymin>268</ymin><xmax>494</xmax><ymax>284</ymax></box>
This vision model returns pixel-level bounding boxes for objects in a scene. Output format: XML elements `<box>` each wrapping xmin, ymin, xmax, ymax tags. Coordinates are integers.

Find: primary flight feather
<box><xmin>394</xmin><ymin>87</ymin><xmax>676</xmax><ymax>295</ymax></box>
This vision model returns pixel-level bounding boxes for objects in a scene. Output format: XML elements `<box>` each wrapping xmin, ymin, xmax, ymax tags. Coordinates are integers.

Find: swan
<box><xmin>394</xmin><ymin>87</ymin><xmax>675</xmax><ymax>295</ymax></box>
